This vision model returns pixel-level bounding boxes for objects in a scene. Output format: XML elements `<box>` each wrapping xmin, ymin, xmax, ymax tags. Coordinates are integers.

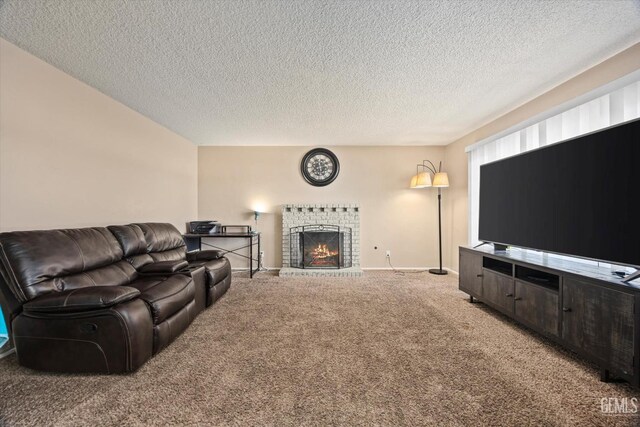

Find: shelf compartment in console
<box><xmin>515</xmin><ymin>265</ymin><xmax>559</xmax><ymax>291</ymax></box>
<box><xmin>482</xmin><ymin>257</ymin><xmax>513</xmax><ymax>276</ymax></box>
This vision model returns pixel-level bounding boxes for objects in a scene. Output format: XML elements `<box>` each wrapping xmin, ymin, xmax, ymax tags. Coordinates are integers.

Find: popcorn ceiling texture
<box><xmin>1</xmin><ymin>1</ymin><xmax>639</xmax><ymax>146</ymax></box>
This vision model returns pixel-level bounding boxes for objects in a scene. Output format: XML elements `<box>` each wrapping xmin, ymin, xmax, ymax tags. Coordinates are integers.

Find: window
<box><xmin>467</xmin><ymin>76</ymin><xmax>640</xmax><ymax>269</ymax></box>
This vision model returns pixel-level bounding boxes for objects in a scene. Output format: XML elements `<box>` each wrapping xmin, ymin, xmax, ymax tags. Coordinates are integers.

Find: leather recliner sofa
<box><xmin>0</xmin><ymin>223</ymin><xmax>231</xmax><ymax>374</ymax></box>
<box><xmin>109</xmin><ymin>223</ymin><xmax>232</xmax><ymax>308</ymax></box>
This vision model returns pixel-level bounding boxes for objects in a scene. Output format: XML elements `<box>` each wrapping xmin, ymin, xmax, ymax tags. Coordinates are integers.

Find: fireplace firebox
<box><xmin>290</xmin><ymin>225</ymin><xmax>352</xmax><ymax>269</ymax></box>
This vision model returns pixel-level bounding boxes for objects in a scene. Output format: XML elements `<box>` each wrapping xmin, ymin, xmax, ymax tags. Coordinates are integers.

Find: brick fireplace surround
<box><xmin>280</xmin><ymin>203</ymin><xmax>363</xmax><ymax>277</ymax></box>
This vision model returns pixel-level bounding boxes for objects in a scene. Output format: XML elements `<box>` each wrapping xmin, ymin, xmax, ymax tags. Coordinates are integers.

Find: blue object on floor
<box><xmin>0</xmin><ymin>305</ymin><xmax>7</xmax><ymax>336</ymax></box>
<box><xmin>0</xmin><ymin>306</ymin><xmax>7</xmax><ymax>351</ymax></box>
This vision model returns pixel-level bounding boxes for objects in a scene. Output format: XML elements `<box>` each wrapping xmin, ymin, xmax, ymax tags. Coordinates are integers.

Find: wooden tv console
<box><xmin>459</xmin><ymin>246</ymin><xmax>639</xmax><ymax>388</ymax></box>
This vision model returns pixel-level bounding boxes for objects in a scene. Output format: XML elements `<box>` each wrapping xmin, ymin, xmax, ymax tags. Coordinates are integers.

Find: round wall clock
<box><xmin>301</xmin><ymin>148</ymin><xmax>340</xmax><ymax>187</ymax></box>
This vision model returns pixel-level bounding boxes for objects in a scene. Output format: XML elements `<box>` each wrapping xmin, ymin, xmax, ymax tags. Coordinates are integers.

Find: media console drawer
<box><xmin>459</xmin><ymin>250</ymin><xmax>483</xmax><ymax>297</ymax></box>
<box><xmin>514</xmin><ymin>279</ymin><xmax>559</xmax><ymax>337</ymax></box>
<box><xmin>562</xmin><ymin>277</ymin><xmax>635</xmax><ymax>377</ymax></box>
<box><xmin>482</xmin><ymin>269</ymin><xmax>514</xmax><ymax>315</ymax></box>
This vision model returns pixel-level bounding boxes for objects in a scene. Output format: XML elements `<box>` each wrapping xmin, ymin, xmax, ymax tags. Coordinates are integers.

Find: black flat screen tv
<box><xmin>479</xmin><ymin>118</ymin><xmax>640</xmax><ymax>268</ymax></box>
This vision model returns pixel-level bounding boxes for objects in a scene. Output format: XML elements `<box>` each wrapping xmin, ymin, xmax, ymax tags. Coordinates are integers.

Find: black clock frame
<box><xmin>300</xmin><ymin>148</ymin><xmax>340</xmax><ymax>187</ymax></box>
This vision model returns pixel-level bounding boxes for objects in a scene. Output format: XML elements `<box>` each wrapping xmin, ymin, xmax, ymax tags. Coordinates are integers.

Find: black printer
<box><xmin>186</xmin><ymin>221</ymin><xmax>220</xmax><ymax>234</ymax></box>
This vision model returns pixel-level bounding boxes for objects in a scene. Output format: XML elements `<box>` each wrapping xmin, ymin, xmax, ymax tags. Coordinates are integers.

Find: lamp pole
<box><xmin>429</xmin><ymin>188</ymin><xmax>447</xmax><ymax>275</ymax></box>
<box><xmin>410</xmin><ymin>160</ymin><xmax>449</xmax><ymax>275</ymax></box>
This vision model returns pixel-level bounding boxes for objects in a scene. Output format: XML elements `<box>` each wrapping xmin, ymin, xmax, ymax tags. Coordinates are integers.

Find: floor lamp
<box><xmin>410</xmin><ymin>160</ymin><xmax>450</xmax><ymax>275</ymax></box>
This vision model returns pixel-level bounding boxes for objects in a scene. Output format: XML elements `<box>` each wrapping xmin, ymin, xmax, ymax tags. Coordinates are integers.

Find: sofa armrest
<box><xmin>186</xmin><ymin>250</ymin><xmax>224</xmax><ymax>261</ymax></box>
<box><xmin>23</xmin><ymin>286</ymin><xmax>140</xmax><ymax>314</ymax></box>
<box><xmin>138</xmin><ymin>260</ymin><xmax>189</xmax><ymax>274</ymax></box>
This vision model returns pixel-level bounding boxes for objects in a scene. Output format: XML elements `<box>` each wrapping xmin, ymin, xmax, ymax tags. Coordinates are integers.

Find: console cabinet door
<box><xmin>482</xmin><ymin>270</ymin><xmax>514</xmax><ymax>315</ymax></box>
<box><xmin>459</xmin><ymin>250</ymin><xmax>483</xmax><ymax>297</ymax></box>
<box><xmin>562</xmin><ymin>278</ymin><xmax>635</xmax><ymax>376</ymax></box>
<box><xmin>514</xmin><ymin>280</ymin><xmax>559</xmax><ymax>337</ymax></box>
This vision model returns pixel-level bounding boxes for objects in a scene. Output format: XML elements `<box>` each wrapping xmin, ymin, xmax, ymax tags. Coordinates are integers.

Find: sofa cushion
<box><xmin>129</xmin><ymin>275</ymin><xmax>195</xmax><ymax>324</ymax></box>
<box><xmin>36</xmin><ymin>260</ymin><xmax>138</xmax><ymax>294</ymax></box>
<box><xmin>138</xmin><ymin>260</ymin><xmax>189</xmax><ymax>274</ymax></box>
<box><xmin>135</xmin><ymin>223</ymin><xmax>186</xmax><ymax>253</ymax></box>
<box><xmin>0</xmin><ymin>228</ymin><xmax>125</xmax><ymax>301</ymax></box>
<box><xmin>152</xmin><ymin>299</ymin><xmax>197</xmax><ymax>355</ymax></box>
<box><xmin>208</xmin><ymin>275</ymin><xmax>231</xmax><ymax>306</ymax></box>
<box><xmin>186</xmin><ymin>250</ymin><xmax>224</xmax><ymax>261</ymax></box>
<box><xmin>148</xmin><ymin>247</ymin><xmax>186</xmax><ymax>263</ymax></box>
<box><xmin>23</xmin><ymin>286</ymin><xmax>140</xmax><ymax>313</ymax></box>
<box><xmin>108</xmin><ymin>225</ymin><xmax>147</xmax><ymax>257</ymax></box>
<box><xmin>108</xmin><ymin>224</ymin><xmax>154</xmax><ymax>269</ymax></box>
<box><xmin>191</xmin><ymin>257</ymin><xmax>231</xmax><ymax>287</ymax></box>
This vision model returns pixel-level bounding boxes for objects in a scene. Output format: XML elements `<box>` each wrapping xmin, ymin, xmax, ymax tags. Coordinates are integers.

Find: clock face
<box><xmin>301</xmin><ymin>148</ymin><xmax>340</xmax><ymax>186</ymax></box>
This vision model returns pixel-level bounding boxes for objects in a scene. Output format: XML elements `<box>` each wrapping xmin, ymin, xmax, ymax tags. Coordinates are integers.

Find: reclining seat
<box><xmin>135</xmin><ymin>223</ymin><xmax>232</xmax><ymax>307</ymax></box>
<box><xmin>0</xmin><ymin>228</ymin><xmax>198</xmax><ymax>373</ymax></box>
<box><xmin>105</xmin><ymin>225</ymin><xmax>201</xmax><ymax>354</ymax></box>
<box><xmin>0</xmin><ymin>228</ymin><xmax>150</xmax><ymax>373</ymax></box>
<box><xmin>110</xmin><ymin>223</ymin><xmax>231</xmax><ymax>307</ymax></box>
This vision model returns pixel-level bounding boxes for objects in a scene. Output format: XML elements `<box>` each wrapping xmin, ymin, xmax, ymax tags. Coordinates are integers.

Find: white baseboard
<box><xmin>363</xmin><ymin>267</ymin><xmax>458</xmax><ymax>275</ymax></box>
<box><xmin>229</xmin><ymin>267</ymin><xmax>459</xmax><ymax>275</ymax></box>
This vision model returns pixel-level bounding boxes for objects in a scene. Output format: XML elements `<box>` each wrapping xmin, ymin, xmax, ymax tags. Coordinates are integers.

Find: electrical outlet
<box><xmin>385</xmin><ymin>250</ymin><xmax>391</xmax><ymax>258</ymax></box>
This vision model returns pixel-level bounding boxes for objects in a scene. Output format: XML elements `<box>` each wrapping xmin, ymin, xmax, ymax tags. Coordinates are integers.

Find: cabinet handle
<box><xmin>506</xmin><ymin>293</ymin><xmax>513</xmax><ymax>297</ymax></box>
<box><xmin>514</xmin><ymin>297</ymin><xmax>522</xmax><ymax>301</ymax></box>
<box><xmin>562</xmin><ymin>307</ymin><xmax>572</xmax><ymax>312</ymax></box>
<box><xmin>476</xmin><ymin>274</ymin><xmax>483</xmax><ymax>278</ymax></box>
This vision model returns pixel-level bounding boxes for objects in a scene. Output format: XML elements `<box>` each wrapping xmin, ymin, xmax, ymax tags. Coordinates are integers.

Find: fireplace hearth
<box><xmin>290</xmin><ymin>225</ymin><xmax>352</xmax><ymax>269</ymax></box>
<box><xmin>280</xmin><ymin>203</ymin><xmax>362</xmax><ymax>277</ymax></box>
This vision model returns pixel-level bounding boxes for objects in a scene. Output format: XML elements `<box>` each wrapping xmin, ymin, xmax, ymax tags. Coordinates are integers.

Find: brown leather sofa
<box><xmin>109</xmin><ymin>223</ymin><xmax>232</xmax><ymax>308</ymax></box>
<box><xmin>0</xmin><ymin>223</ymin><xmax>231</xmax><ymax>374</ymax></box>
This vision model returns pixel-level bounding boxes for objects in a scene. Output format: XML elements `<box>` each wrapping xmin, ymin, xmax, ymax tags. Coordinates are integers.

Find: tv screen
<box><xmin>479</xmin><ymin>118</ymin><xmax>640</xmax><ymax>267</ymax></box>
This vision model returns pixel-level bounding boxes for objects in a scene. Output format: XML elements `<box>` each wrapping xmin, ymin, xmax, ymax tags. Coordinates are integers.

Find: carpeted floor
<box><xmin>1</xmin><ymin>271</ymin><xmax>639</xmax><ymax>426</ymax></box>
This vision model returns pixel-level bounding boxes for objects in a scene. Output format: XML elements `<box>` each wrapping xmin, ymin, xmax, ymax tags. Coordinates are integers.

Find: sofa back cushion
<box><xmin>134</xmin><ymin>223</ymin><xmax>186</xmax><ymax>262</ymax></box>
<box><xmin>0</xmin><ymin>228</ymin><xmax>135</xmax><ymax>302</ymax></box>
<box><xmin>108</xmin><ymin>224</ymin><xmax>154</xmax><ymax>269</ymax></box>
<box><xmin>108</xmin><ymin>225</ymin><xmax>147</xmax><ymax>257</ymax></box>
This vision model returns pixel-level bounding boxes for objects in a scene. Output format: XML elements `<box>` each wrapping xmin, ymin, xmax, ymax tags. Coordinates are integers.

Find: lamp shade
<box><xmin>415</xmin><ymin>171</ymin><xmax>432</xmax><ymax>188</ymax></box>
<box><xmin>410</xmin><ymin>175</ymin><xmax>418</xmax><ymax>188</ymax></box>
<box><xmin>432</xmin><ymin>172</ymin><xmax>449</xmax><ymax>188</ymax></box>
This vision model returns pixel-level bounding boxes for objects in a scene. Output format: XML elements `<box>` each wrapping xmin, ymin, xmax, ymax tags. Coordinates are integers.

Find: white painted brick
<box><xmin>282</xmin><ymin>203</ymin><xmax>360</xmax><ymax>271</ymax></box>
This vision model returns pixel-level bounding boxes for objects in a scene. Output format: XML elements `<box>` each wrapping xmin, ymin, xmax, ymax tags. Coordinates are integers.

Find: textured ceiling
<box><xmin>1</xmin><ymin>1</ymin><xmax>640</xmax><ymax>146</ymax></box>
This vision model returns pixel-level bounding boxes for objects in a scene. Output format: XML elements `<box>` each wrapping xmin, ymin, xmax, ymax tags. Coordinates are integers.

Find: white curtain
<box><xmin>467</xmin><ymin>79</ymin><xmax>640</xmax><ymax>268</ymax></box>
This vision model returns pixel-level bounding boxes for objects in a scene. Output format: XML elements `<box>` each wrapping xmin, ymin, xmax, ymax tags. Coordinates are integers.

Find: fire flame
<box><xmin>312</xmin><ymin>244</ymin><xmax>338</xmax><ymax>260</ymax></box>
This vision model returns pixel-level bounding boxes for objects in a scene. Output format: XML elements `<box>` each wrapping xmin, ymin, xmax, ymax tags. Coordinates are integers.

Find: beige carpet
<box><xmin>1</xmin><ymin>271</ymin><xmax>638</xmax><ymax>426</ymax></box>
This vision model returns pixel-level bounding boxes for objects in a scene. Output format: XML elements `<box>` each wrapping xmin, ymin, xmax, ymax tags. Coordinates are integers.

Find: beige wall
<box><xmin>198</xmin><ymin>146</ymin><xmax>446</xmax><ymax>269</ymax></box>
<box><xmin>0</xmin><ymin>39</ymin><xmax>198</xmax><ymax>232</ymax></box>
<box><xmin>443</xmin><ymin>42</ymin><xmax>640</xmax><ymax>272</ymax></box>
<box><xmin>4</xmin><ymin>35</ymin><xmax>638</xmax><ymax>273</ymax></box>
